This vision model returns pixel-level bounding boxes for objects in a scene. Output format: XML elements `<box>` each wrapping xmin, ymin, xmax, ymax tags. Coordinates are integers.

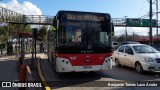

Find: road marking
<box><xmin>38</xmin><ymin>53</ymin><xmax>51</xmax><ymax>90</ymax></box>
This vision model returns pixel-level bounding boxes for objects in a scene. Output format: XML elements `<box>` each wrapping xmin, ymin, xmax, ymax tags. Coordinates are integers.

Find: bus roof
<box><xmin>57</xmin><ymin>10</ymin><xmax>110</xmax><ymax>16</ymax></box>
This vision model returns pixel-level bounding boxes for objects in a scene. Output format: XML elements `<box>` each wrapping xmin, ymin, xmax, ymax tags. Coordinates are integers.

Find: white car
<box><xmin>112</xmin><ymin>44</ymin><xmax>160</xmax><ymax>73</ymax></box>
<box><xmin>112</xmin><ymin>42</ymin><xmax>119</xmax><ymax>50</ymax></box>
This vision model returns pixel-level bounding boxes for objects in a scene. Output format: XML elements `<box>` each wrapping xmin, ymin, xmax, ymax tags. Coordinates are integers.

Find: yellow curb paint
<box><xmin>38</xmin><ymin>54</ymin><xmax>51</xmax><ymax>90</ymax></box>
<box><xmin>40</xmin><ymin>53</ymin><xmax>44</xmax><ymax>59</ymax></box>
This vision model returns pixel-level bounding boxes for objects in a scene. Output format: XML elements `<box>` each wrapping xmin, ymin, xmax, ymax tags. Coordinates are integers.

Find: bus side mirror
<box><xmin>111</xmin><ymin>23</ymin><xmax>114</xmax><ymax>36</ymax></box>
<box><xmin>52</xmin><ymin>16</ymin><xmax>57</xmax><ymax>31</ymax></box>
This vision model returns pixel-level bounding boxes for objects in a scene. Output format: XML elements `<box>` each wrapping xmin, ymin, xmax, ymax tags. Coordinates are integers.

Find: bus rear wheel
<box><xmin>52</xmin><ymin>57</ymin><xmax>58</xmax><ymax>73</ymax></box>
<box><xmin>53</xmin><ymin>63</ymin><xmax>58</xmax><ymax>73</ymax></box>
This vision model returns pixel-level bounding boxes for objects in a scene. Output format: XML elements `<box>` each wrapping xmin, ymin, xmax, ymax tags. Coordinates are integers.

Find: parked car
<box><xmin>112</xmin><ymin>44</ymin><xmax>160</xmax><ymax>73</ymax></box>
<box><xmin>112</xmin><ymin>42</ymin><xmax>119</xmax><ymax>50</ymax></box>
<box><xmin>153</xmin><ymin>44</ymin><xmax>160</xmax><ymax>51</ymax></box>
<box><xmin>121</xmin><ymin>41</ymin><xmax>140</xmax><ymax>45</ymax></box>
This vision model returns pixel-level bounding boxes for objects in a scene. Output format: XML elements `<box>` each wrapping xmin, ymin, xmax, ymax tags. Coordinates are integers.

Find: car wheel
<box><xmin>115</xmin><ymin>58</ymin><xmax>121</xmax><ymax>67</ymax></box>
<box><xmin>135</xmin><ymin>62</ymin><xmax>143</xmax><ymax>74</ymax></box>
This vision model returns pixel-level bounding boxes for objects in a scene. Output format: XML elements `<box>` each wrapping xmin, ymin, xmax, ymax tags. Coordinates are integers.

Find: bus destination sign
<box><xmin>67</xmin><ymin>14</ymin><xmax>105</xmax><ymax>21</ymax></box>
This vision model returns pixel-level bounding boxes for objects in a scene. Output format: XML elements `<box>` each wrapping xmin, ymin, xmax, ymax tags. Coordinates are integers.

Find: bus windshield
<box><xmin>59</xmin><ymin>21</ymin><xmax>110</xmax><ymax>49</ymax></box>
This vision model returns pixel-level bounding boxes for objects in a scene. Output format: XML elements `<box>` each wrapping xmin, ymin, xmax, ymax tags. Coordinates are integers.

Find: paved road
<box><xmin>40</xmin><ymin>54</ymin><xmax>160</xmax><ymax>90</ymax></box>
<box><xmin>0</xmin><ymin>55</ymin><xmax>19</xmax><ymax>90</ymax></box>
<box><xmin>102</xmin><ymin>64</ymin><xmax>160</xmax><ymax>81</ymax></box>
<box><xmin>0</xmin><ymin>55</ymin><xmax>19</xmax><ymax>81</ymax></box>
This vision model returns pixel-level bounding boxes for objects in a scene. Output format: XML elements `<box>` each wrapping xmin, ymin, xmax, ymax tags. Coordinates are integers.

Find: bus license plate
<box><xmin>83</xmin><ymin>66</ymin><xmax>92</xmax><ymax>69</ymax></box>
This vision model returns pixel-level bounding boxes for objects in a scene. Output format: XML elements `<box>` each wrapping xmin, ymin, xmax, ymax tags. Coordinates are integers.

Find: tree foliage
<box><xmin>24</xmin><ymin>25</ymin><xmax>32</xmax><ymax>33</ymax></box>
<box><xmin>113</xmin><ymin>34</ymin><xmax>142</xmax><ymax>43</ymax></box>
<box><xmin>10</xmin><ymin>24</ymin><xmax>32</xmax><ymax>34</ymax></box>
<box><xmin>0</xmin><ymin>26</ymin><xmax>9</xmax><ymax>44</ymax></box>
<box><xmin>38</xmin><ymin>26</ymin><xmax>47</xmax><ymax>41</ymax></box>
<box><xmin>0</xmin><ymin>24</ymin><xmax>32</xmax><ymax>44</ymax></box>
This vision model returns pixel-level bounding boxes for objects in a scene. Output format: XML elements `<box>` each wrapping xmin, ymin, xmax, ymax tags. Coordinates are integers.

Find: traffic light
<box><xmin>52</xmin><ymin>16</ymin><xmax>57</xmax><ymax>31</ymax></box>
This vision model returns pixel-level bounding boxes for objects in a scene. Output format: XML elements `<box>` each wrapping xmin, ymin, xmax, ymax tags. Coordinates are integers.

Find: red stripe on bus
<box><xmin>58</xmin><ymin>53</ymin><xmax>112</xmax><ymax>66</ymax></box>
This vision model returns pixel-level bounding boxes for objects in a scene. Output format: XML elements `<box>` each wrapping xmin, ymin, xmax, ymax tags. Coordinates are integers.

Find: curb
<box><xmin>37</xmin><ymin>54</ymin><xmax>51</xmax><ymax>90</ymax></box>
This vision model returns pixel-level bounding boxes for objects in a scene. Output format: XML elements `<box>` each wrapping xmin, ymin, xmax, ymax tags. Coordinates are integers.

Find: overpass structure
<box><xmin>0</xmin><ymin>7</ymin><xmax>160</xmax><ymax>27</ymax></box>
<box><xmin>112</xmin><ymin>18</ymin><xmax>160</xmax><ymax>27</ymax></box>
<box><xmin>0</xmin><ymin>7</ymin><xmax>53</xmax><ymax>25</ymax></box>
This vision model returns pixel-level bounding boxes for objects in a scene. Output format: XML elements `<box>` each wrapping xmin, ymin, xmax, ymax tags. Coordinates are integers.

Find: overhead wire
<box><xmin>137</xmin><ymin>0</ymin><xmax>146</xmax><ymax>18</ymax></box>
<box><xmin>119</xmin><ymin>0</ymin><xmax>148</xmax><ymax>18</ymax></box>
<box><xmin>119</xmin><ymin>0</ymin><xmax>144</xmax><ymax>16</ymax></box>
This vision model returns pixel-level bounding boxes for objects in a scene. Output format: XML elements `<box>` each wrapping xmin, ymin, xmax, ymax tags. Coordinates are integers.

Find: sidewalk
<box><xmin>23</xmin><ymin>53</ymin><xmax>45</xmax><ymax>90</ymax></box>
<box><xmin>0</xmin><ymin>53</ymin><xmax>44</xmax><ymax>90</ymax></box>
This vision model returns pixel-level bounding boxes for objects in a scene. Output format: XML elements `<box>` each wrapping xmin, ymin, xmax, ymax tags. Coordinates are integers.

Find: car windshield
<box><xmin>133</xmin><ymin>45</ymin><xmax>159</xmax><ymax>53</ymax></box>
<box><xmin>121</xmin><ymin>41</ymin><xmax>139</xmax><ymax>45</ymax></box>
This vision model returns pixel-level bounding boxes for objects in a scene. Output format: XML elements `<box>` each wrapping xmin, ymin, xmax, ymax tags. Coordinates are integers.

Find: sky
<box><xmin>0</xmin><ymin>0</ymin><xmax>160</xmax><ymax>36</ymax></box>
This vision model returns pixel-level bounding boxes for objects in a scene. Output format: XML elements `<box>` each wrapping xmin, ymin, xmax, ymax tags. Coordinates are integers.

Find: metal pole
<box><xmin>35</xmin><ymin>37</ymin><xmax>36</xmax><ymax>59</ymax></box>
<box><xmin>21</xmin><ymin>15</ymin><xmax>26</xmax><ymax>59</ymax></box>
<box><xmin>8</xmin><ymin>23</ymin><xmax>10</xmax><ymax>43</ymax></box>
<box><xmin>7</xmin><ymin>23</ymin><xmax>10</xmax><ymax>55</ymax></box>
<box><xmin>149</xmin><ymin>0</ymin><xmax>153</xmax><ymax>46</ymax></box>
<box><xmin>124</xmin><ymin>16</ymin><xmax>128</xmax><ymax>41</ymax></box>
<box><xmin>156</xmin><ymin>0</ymin><xmax>158</xmax><ymax>37</ymax></box>
<box><xmin>31</xmin><ymin>37</ymin><xmax>34</xmax><ymax>69</ymax></box>
<box><xmin>133</xmin><ymin>32</ymin><xmax>135</xmax><ymax>41</ymax></box>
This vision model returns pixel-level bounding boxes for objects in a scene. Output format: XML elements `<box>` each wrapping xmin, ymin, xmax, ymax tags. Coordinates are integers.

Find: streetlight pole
<box><xmin>124</xmin><ymin>16</ymin><xmax>128</xmax><ymax>41</ymax></box>
<box><xmin>149</xmin><ymin>0</ymin><xmax>153</xmax><ymax>46</ymax></box>
<box><xmin>156</xmin><ymin>0</ymin><xmax>158</xmax><ymax>37</ymax></box>
<box><xmin>133</xmin><ymin>32</ymin><xmax>135</xmax><ymax>41</ymax></box>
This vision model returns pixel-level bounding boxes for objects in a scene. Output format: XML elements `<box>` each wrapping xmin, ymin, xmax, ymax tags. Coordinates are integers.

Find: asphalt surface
<box><xmin>0</xmin><ymin>55</ymin><xmax>19</xmax><ymax>81</ymax></box>
<box><xmin>0</xmin><ymin>53</ymin><xmax>159</xmax><ymax>90</ymax></box>
<box><xmin>0</xmin><ymin>55</ymin><xmax>19</xmax><ymax>90</ymax></box>
<box><xmin>40</xmin><ymin>54</ymin><xmax>160</xmax><ymax>90</ymax></box>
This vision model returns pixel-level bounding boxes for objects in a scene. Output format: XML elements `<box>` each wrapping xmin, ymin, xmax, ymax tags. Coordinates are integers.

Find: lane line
<box><xmin>38</xmin><ymin>53</ymin><xmax>51</xmax><ymax>90</ymax></box>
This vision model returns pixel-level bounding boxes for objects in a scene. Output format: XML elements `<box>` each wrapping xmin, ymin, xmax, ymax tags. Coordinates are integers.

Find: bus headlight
<box><xmin>105</xmin><ymin>58</ymin><xmax>111</xmax><ymax>63</ymax></box>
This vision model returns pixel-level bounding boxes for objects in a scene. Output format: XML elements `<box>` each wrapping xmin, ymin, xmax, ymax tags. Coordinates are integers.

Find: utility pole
<box><xmin>124</xmin><ymin>16</ymin><xmax>128</xmax><ymax>41</ymax></box>
<box><xmin>156</xmin><ymin>0</ymin><xmax>158</xmax><ymax>37</ymax></box>
<box><xmin>133</xmin><ymin>32</ymin><xmax>135</xmax><ymax>41</ymax></box>
<box><xmin>149</xmin><ymin>0</ymin><xmax>153</xmax><ymax>46</ymax></box>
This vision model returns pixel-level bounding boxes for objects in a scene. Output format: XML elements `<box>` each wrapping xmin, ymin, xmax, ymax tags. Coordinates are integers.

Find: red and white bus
<box><xmin>47</xmin><ymin>11</ymin><xmax>114</xmax><ymax>73</ymax></box>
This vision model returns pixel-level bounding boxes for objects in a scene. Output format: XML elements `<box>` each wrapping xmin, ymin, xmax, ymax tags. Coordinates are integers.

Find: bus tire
<box><xmin>53</xmin><ymin>59</ymin><xmax>58</xmax><ymax>73</ymax></box>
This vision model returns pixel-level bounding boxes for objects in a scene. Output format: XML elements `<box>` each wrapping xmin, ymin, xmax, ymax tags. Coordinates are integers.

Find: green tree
<box><xmin>38</xmin><ymin>26</ymin><xmax>47</xmax><ymax>52</ymax></box>
<box><xmin>38</xmin><ymin>26</ymin><xmax>47</xmax><ymax>41</ymax></box>
<box><xmin>24</xmin><ymin>25</ymin><xmax>32</xmax><ymax>33</ymax></box>
<box><xmin>0</xmin><ymin>26</ymin><xmax>8</xmax><ymax>54</ymax></box>
<box><xmin>0</xmin><ymin>26</ymin><xmax>9</xmax><ymax>43</ymax></box>
<box><xmin>10</xmin><ymin>24</ymin><xmax>32</xmax><ymax>34</ymax></box>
